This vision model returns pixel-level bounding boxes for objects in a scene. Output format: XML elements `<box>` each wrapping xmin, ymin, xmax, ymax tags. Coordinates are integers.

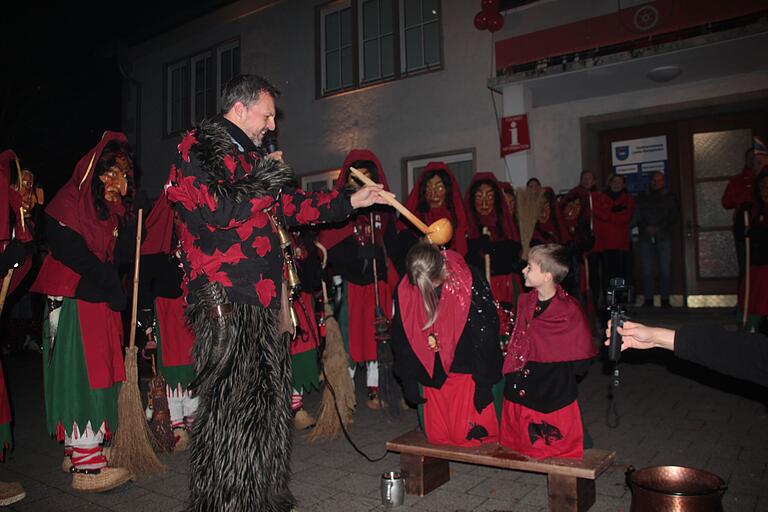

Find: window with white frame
<box><xmin>164</xmin><ymin>40</ymin><xmax>240</xmax><ymax>136</ymax></box>
<box><xmin>318</xmin><ymin>0</ymin><xmax>441</xmax><ymax>96</ymax></box>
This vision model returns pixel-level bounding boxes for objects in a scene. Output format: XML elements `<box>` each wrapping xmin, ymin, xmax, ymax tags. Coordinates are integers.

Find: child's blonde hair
<box><xmin>528</xmin><ymin>244</ymin><xmax>570</xmax><ymax>284</ymax></box>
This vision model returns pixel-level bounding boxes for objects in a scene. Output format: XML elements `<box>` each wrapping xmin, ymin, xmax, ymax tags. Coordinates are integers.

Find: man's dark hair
<box><xmin>526</xmin><ymin>177</ymin><xmax>541</xmax><ymax>187</ymax></box>
<box><xmin>221</xmin><ymin>74</ymin><xmax>281</xmax><ymax>113</ymax></box>
<box><xmin>416</xmin><ymin>168</ymin><xmax>457</xmax><ymax>227</ymax></box>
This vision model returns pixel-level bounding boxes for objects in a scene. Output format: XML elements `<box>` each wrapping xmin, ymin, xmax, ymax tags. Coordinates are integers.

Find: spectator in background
<box><xmin>561</xmin><ymin>170</ymin><xmax>599</xmax><ymax>309</ymax></box>
<box><xmin>741</xmin><ymin>169</ymin><xmax>768</xmax><ymax>332</ymax></box>
<box><xmin>722</xmin><ymin>137</ymin><xmax>768</xmax><ymax>277</ymax></box>
<box><xmin>635</xmin><ymin>171</ymin><xmax>677</xmax><ymax>307</ymax></box>
<box><xmin>526</xmin><ymin>177</ymin><xmax>542</xmax><ymax>197</ymax></box>
<box><xmin>592</xmin><ymin>174</ymin><xmax>635</xmax><ymax>301</ymax></box>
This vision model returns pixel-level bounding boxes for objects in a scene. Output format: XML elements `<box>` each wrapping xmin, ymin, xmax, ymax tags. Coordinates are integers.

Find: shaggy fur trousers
<box><xmin>186</xmin><ymin>292</ymin><xmax>294</xmax><ymax>511</ymax></box>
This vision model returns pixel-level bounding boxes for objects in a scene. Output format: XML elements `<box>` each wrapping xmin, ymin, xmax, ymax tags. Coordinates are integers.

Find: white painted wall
<box><xmin>124</xmin><ymin>0</ymin><xmax>507</xmax><ymax>200</ymax></box>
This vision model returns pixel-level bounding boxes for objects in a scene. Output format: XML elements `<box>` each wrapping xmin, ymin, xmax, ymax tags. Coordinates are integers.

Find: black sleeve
<box><xmin>392</xmin><ymin>229</ymin><xmax>419</xmax><ymax>276</ymax></box>
<box><xmin>675</xmin><ymin>324</ymin><xmax>768</xmax><ymax>387</ymax></box>
<box><xmin>390</xmin><ymin>294</ymin><xmax>432</xmax><ymax>404</ymax></box>
<box><xmin>468</xmin><ymin>268</ymin><xmax>502</xmax><ymax>388</ymax></box>
<box><xmin>465</xmin><ymin>236</ymin><xmax>485</xmax><ymax>271</ymax></box>
<box><xmin>45</xmin><ymin>213</ymin><xmax>104</xmax><ymax>277</ymax></box>
<box><xmin>490</xmin><ymin>239</ymin><xmax>521</xmax><ymax>275</ymax></box>
<box><xmin>46</xmin><ymin>214</ymin><xmax>126</xmax><ymax>309</ymax></box>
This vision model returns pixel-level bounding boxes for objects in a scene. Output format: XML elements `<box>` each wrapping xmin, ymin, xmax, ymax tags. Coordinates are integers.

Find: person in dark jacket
<box><xmin>635</xmin><ymin>172</ymin><xmax>677</xmax><ymax>307</ymax></box>
<box><xmin>606</xmin><ymin>320</ymin><xmax>767</xmax><ymax>388</ymax></box>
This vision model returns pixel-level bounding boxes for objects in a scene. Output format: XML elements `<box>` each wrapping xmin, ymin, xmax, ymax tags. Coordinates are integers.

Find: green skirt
<box><xmin>292</xmin><ymin>349</ymin><xmax>319</xmax><ymax>394</ymax></box>
<box><xmin>43</xmin><ymin>298</ymin><xmax>119</xmax><ymax>439</ymax></box>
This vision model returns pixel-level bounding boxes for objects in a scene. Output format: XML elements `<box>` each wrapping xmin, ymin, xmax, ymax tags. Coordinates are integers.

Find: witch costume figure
<box><xmin>318</xmin><ymin>149</ymin><xmax>398</xmax><ymax>410</ymax></box>
<box><xmin>397</xmin><ymin>161</ymin><xmax>469</xmax><ymax>260</ymax></box>
<box><xmin>30</xmin><ymin>133</ymin><xmax>134</xmax><ymax>492</ymax></box>
<box><xmin>464</xmin><ymin>172</ymin><xmax>523</xmax><ymax>312</ymax></box>
<box><xmin>0</xmin><ymin>150</ymin><xmax>31</xmax><ymax>506</ymax></box>
<box><xmin>289</xmin><ymin>230</ymin><xmax>323</xmax><ymax>430</ymax></box>
<box><xmin>138</xmin><ymin>193</ymin><xmax>198</xmax><ymax>451</ymax></box>
<box><xmin>165</xmin><ymin>74</ymin><xmax>384</xmax><ymax>511</ymax></box>
<box><xmin>391</xmin><ymin>242</ymin><xmax>501</xmax><ymax>446</ymax></box>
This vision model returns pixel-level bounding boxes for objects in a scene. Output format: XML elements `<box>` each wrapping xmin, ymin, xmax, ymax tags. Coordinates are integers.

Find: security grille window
<box><xmin>164</xmin><ymin>40</ymin><xmax>240</xmax><ymax>137</ymax></box>
<box><xmin>401</xmin><ymin>0</ymin><xmax>440</xmax><ymax>72</ymax></box>
<box><xmin>191</xmin><ymin>52</ymin><xmax>216</xmax><ymax>124</ymax></box>
<box><xmin>167</xmin><ymin>61</ymin><xmax>190</xmax><ymax>135</ymax></box>
<box><xmin>318</xmin><ymin>0</ymin><xmax>441</xmax><ymax>97</ymax></box>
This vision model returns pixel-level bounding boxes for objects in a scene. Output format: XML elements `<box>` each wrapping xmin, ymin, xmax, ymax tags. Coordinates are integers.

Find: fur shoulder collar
<box><xmin>193</xmin><ymin>119</ymin><xmax>296</xmax><ymax>204</ymax></box>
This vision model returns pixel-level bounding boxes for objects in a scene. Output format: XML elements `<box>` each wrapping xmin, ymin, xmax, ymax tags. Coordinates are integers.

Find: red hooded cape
<box><xmin>318</xmin><ymin>149</ymin><xmax>392</xmax><ymax>251</ymax></box>
<box><xmin>141</xmin><ymin>193</ymin><xmax>194</xmax><ymax>368</ymax></box>
<box><xmin>533</xmin><ymin>187</ymin><xmax>570</xmax><ymax>245</ymax></box>
<box><xmin>0</xmin><ymin>150</ymin><xmax>34</xmax><ymax>294</ymax></box>
<box><xmin>31</xmin><ymin>132</ymin><xmax>133</xmax><ymax>390</ymax></box>
<box><xmin>397</xmin><ymin>250</ymin><xmax>471</xmax><ymax>378</ymax></box>
<box><xmin>399</xmin><ymin>162</ymin><xmax>468</xmax><ymax>255</ymax></box>
<box><xmin>32</xmin><ymin>132</ymin><xmax>133</xmax><ymax>297</ymax></box>
<box><xmin>464</xmin><ymin>172</ymin><xmax>519</xmax><ymax>242</ymax></box>
<box><xmin>503</xmin><ymin>287</ymin><xmax>596</xmax><ymax>374</ymax></box>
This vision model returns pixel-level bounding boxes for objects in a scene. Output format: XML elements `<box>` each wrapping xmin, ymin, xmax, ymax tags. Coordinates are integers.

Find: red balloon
<box><xmin>481</xmin><ymin>0</ymin><xmax>500</xmax><ymax>12</ymax></box>
<box><xmin>474</xmin><ymin>11</ymin><xmax>489</xmax><ymax>31</ymax></box>
<box><xmin>486</xmin><ymin>11</ymin><xmax>504</xmax><ymax>32</ymax></box>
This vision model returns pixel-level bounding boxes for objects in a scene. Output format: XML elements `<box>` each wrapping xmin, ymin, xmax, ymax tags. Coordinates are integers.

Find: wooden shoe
<box><xmin>0</xmin><ymin>481</ymin><xmax>25</xmax><ymax>506</ymax></box>
<box><xmin>72</xmin><ymin>467</ymin><xmax>133</xmax><ymax>493</ymax></box>
<box><xmin>293</xmin><ymin>409</ymin><xmax>316</xmax><ymax>430</ymax></box>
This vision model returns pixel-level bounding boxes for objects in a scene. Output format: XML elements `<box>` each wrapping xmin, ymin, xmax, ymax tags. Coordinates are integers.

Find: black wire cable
<box><xmin>295</xmin><ymin>291</ymin><xmax>389</xmax><ymax>462</ymax></box>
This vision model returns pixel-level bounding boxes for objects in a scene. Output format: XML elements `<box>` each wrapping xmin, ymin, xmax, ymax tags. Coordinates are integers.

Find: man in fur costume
<box><xmin>30</xmin><ymin>133</ymin><xmax>135</xmax><ymax>492</ymax></box>
<box><xmin>164</xmin><ymin>74</ymin><xmax>387</xmax><ymax>511</ymax></box>
<box><xmin>317</xmin><ymin>150</ymin><xmax>398</xmax><ymax>410</ymax></box>
<box><xmin>139</xmin><ymin>193</ymin><xmax>197</xmax><ymax>450</ymax></box>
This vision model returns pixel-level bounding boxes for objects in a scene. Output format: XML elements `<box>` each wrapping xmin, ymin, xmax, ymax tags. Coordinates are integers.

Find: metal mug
<box><xmin>380</xmin><ymin>471</ymin><xmax>405</xmax><ymax>508</ymax></box>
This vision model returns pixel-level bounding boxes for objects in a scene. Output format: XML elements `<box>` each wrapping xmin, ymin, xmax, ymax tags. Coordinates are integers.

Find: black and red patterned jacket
<box><xmin>166</xmin><ymin>117</ymin><xmax>353</xmax><ymax>308</ymax></box>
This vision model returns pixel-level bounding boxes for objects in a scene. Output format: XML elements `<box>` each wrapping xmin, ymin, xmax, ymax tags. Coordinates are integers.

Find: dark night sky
<box><xmin>1</xmin><ymin>2</ymin><xmax>236</xmax><ymax>195</ymax></box>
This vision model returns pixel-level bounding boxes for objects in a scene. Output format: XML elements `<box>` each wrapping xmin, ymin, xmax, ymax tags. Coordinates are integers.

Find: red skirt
<box><xmin>499</xmin><ymin>399</ymin><xmax>583</xmax><ymax>459</ymax></box>
<box><xmin>346</xmin><ymin>281</ymin><xmax>392</xmax><ymax>363</ymax></box>
<box><xmin>422</xmin><ymin>373</ymin><xmax>498</xmax><ymax>447</ymax></box>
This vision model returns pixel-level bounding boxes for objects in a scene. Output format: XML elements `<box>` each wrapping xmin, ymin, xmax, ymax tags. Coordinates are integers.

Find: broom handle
<box><xmin>482</xmin><ymin>227</ymin><xmax>492</xmax><ymax>284</ymax></box>
<box><xmin>128</xmin><ymin>209</ymin><xmax>144</xmax><ymax>349</ymax></box>
<box><xmin>349</xmin><ymin>167</ymin><xmax>429</xmax><ymax>234</ymax></box>
<box><xmin>742</xmin><ymin>209</ymin><xmax>751</xmax><ymax>329</ymax></box>
<box><xmin>0</xmin><ymin>268</ymin><xmax>13</xmax><ymax>318</ymax></box>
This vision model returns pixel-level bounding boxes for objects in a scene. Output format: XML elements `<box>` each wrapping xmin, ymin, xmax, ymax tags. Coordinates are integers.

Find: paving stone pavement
<box><xmin>1</xmin><ymin>308</ymin><xmax>766</xmax><ymax>511</ymax></box>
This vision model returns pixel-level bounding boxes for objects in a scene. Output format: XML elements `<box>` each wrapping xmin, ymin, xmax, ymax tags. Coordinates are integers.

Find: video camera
<box><xmin>606</xmin><ymin>277</ymin><xmax>633</xmax><ymax>362</ymax></box>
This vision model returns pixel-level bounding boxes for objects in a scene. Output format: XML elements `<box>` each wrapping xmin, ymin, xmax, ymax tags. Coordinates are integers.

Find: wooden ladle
<box><xmin>349</xmin><ymin>167</ymin><xmax>453</xmax><ymax>246</ymax></box>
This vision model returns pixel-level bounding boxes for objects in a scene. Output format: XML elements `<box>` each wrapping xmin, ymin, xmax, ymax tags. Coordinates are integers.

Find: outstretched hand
<box><xmin>603</xmin><ymin>320</ymin><xmax>675</xmax><ymax>352</ymax></box>
<box><xmin>350</xmin><ymin>184</ymin><xmax>391</xmax><ymax>209</ymax></box>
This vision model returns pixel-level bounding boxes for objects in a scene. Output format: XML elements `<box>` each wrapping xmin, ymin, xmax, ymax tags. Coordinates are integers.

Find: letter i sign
<box><xmin>500</xmin><ymin>114</ymin><xmax>530</xmax><ymax>156</ymax></box>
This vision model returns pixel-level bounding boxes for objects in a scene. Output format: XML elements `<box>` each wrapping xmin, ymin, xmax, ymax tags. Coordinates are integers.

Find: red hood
<box><xmin>464</xmin><ymin>172</ymin><xmax>519</xmax><ymax>241</ymax></box>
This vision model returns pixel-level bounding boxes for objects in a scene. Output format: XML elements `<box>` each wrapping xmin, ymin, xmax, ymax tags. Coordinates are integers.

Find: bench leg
<box><xmin>547</xmin><ymin>474</ymin><xmax>596</xmax><ymax>512</ymax></box>
<box><xmin>400</xmin><ymin>453</ymin><xmax>450</xmax><ymax>496</ymax></box>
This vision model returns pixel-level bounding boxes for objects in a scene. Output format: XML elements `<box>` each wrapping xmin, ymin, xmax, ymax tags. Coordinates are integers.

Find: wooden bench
<box><xmin>386</xmin><ymin>430</ymin><xmax>615</xmax><ymax>512</ymax></box>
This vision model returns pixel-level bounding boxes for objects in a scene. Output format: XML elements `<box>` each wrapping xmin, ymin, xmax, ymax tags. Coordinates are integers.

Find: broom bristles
<box><xmin>307</xmin><ymin>308</ymin><xmax>356</xmax><ymax>442</ymax></box>
<box><xmin>110</xmin><ymin>347</ymin><xmax>166</xmax><ymax>477</ymax></box>
<box><xmin>516</xmin><ymin>187</ymin><xmax>543</xmax><ymax>260</ymax></box>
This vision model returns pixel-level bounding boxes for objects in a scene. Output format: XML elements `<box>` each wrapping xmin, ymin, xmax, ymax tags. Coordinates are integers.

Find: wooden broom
<box><xmin>742</xmin><ymin>209</ymin><xmax>751</xmax><ymax>330</ymax></box>
<box><xmin>307</xmin><ymin>241</ymin><xmax>356</xmax><ymax>442</ymax></box>
<box><xmin>110</xmin><ymin>209</ymin><xmax>166</xmax><ymax>476</ymax></box>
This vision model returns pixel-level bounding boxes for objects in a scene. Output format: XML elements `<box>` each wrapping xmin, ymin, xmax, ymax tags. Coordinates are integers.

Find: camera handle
<box><xmin>606</xmin><ymin>307</ymin><xmax>628</xmax><ymax>429</ymax></box>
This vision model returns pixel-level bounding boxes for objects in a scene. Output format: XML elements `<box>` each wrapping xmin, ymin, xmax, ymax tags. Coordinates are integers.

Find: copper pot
<box><xmin>626</xmin><ymin>466</ymin><xmax>726</xmax><ymax>512</ymax></box>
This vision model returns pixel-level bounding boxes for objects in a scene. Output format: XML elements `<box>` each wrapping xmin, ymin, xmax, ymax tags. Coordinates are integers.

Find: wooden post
<box><xmin>547</xmin><ymin>474</ymin><xmax>596</xmax><ymax>512</ymax></box>
<box><xmin>400</xmin><ymin>453</ymin><xmax>450</xmax><ymax>496</ymax></box>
